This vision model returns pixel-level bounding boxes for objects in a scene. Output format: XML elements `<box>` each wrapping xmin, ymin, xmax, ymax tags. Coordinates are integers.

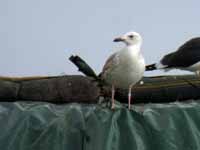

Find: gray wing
<box><xmin>99</xmin><ymin>52</ymin><xmax>120</xmax><ymax>79</ymax></box>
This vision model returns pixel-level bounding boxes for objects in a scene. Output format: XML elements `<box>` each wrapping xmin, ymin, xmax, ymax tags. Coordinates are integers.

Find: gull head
<box><xmin>113</xmin><ymin>31</ymin><xmax>142</xmax><ymax>46</ymax></box>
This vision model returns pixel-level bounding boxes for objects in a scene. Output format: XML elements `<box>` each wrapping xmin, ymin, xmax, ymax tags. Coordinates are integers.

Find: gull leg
<box><xmin>128</xmin><ymin>85</ymin><xmax>133</xmax><ymax>110</ymax></box>
<box><xmin>111</xmin><ymin>85</ymin><xmax>115</xmax><ymax>109</ymax></box>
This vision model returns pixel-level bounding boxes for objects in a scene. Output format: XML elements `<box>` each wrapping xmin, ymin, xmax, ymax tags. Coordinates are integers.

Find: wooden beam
<box><xmin>0</xmin><ymin>75</ymin><xmax>200</xmax><ymax>104</ymax></box>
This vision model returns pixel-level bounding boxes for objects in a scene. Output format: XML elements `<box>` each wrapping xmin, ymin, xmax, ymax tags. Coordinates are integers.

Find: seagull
<box><xmin>146</xmin><ymin>37</ymin><xmax>200</xmax><ymax>75</ymax></box>
<box><xmin>100</xmin><ymin>31</ymin><xmax>145</xmax><ymax>109</ymax></box>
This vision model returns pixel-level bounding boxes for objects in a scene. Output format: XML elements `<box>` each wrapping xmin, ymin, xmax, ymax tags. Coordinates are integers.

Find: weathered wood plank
<box><xmin>0</xmin><ymin>80</ymin><xmax>20</xmax><ymax>100</ymax></box>
<box><xmin>18</xmin><ymin>75</ymin><xmax>100</xmax><ymax>103</ymax></box>
<box><xmin>0</xmin><ymin>75</ymin><xmax>200</xmax><ymax>104</ymax></box>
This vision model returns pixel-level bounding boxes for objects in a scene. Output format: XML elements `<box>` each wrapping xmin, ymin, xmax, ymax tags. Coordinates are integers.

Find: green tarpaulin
<box><xmin>0</xmin><ymin>101</ymin><xmax>200</xmax><ymax>150</ymax></box>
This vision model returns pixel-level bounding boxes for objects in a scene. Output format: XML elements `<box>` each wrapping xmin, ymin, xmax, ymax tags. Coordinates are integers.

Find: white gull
<box><xmin>101</xmin><ymin>31</ymin><xmax>145</xmax><ymax>109</ymax></box>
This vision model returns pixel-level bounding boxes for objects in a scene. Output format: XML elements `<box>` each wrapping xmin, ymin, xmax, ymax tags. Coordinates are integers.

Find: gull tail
<box><xmin>69</xmin><ymin>55</ymin><xmax>99</xmax><ymax>80</ymax></box>
<box><xmin>145</xmin><ymin>63</ymin><xmax>157</xmax><ymax>71</ymax></box>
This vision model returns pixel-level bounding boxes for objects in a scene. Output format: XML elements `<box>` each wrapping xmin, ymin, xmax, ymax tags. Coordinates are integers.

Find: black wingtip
<box><xmin>145</xmin><ymin>64</ymin><xmax>157</xmax><ymax>71</ymax></box>
<box><xmin>69</xmin><ymin>55</ymin><xmax>98</xmax><ymax>79</ymax></box>
<box><xmin>69</xmin><ymin>55</ymin><xmax>75</xmax><ymax>61</ymax></box>
<box><xmin>69</xmin><ymin>55</ymin><xmax>80</xmax><ymax>63</ymax></box>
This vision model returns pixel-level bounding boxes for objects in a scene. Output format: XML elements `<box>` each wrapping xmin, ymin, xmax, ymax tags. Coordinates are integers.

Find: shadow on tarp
<box><xmin>0</xmin><ymin>101</ymin><xmax>200</xmax><ymax>150</ymax></box>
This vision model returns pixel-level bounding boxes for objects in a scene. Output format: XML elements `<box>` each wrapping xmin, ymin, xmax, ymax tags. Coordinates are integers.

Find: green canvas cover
<box><xmin>0</xmin><ymin>101</ymin><xmax>200</xmax><ymax>150</ymax></box>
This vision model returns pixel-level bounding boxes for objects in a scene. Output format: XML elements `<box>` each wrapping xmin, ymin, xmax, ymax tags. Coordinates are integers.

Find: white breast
<box><xmin>103</xmin><ymin>46</ymin><xmax>145</xmax><ymax>89</ymax></box>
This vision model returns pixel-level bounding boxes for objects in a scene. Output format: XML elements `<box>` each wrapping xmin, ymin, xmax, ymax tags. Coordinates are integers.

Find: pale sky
<box><xmin>0</xmin><ymin>0</ymin><xmax>200</xmax><ymax>76</ymax></box>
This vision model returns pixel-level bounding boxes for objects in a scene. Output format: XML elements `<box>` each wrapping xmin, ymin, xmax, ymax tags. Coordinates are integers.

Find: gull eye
<box><xmin>129</xmin><ymin>35</ymin><xmax>134</xmax><ymax>38</ymax></box>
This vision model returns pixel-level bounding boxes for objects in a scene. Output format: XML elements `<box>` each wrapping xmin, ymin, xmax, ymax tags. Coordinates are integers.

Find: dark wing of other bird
<box><xmin>161</xmin><ymin>38</ymin><xmax>200</xmax><ymax>68</ymax></box>
<box><xmin>69</xmin><ymin>55</ymin><xmax>98</xmax><ymax>79</ymax></box>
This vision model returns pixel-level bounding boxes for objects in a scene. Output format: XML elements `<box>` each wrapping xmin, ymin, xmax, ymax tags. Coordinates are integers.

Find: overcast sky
<box><xmin>1</xmin><ymin>0</ymin><xmax>200</xmax><ymax>76</ymax></box>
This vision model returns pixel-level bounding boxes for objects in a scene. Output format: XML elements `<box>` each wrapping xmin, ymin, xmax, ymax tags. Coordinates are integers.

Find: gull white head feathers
<box><xmin>113</xmin><ymin>31</ymin><xmax>142</xmax><ymax>46</ymax></box>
